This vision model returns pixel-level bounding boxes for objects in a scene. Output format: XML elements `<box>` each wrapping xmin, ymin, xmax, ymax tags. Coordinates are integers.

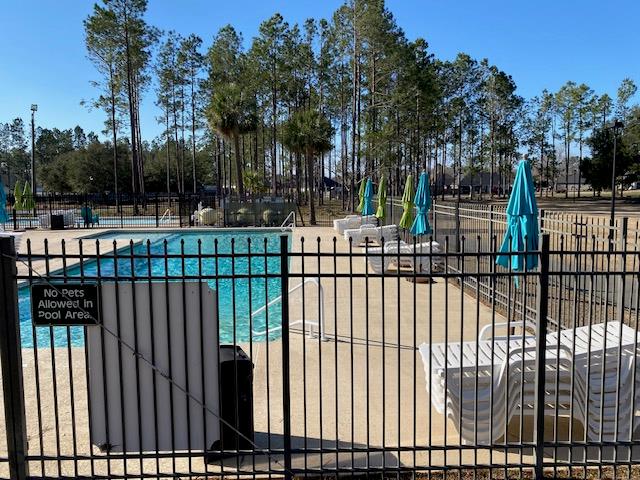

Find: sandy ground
<box><xmin>0</xmin><ymin>226</ymin><xmax>613</xmax><ymax>478</ymax></box>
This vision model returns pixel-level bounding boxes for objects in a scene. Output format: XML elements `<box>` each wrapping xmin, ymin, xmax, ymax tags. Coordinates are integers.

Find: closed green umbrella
<box><xmin>361</xmin><ymin>178</ymin><xmax>375</xmax><ymax>216</ymax></box>
<box><xmin>22</xmin><ymin>181</ymin><xmax>35</xmax><ymax>211</ymax></box>
<box><xmin>375</xmin><ymin>175</ymin><xmax>387</xmax><ymax>220</ymax></box>
<box><xmin>496</xmin><ymin>160</ymin><xmax>538</xmax><ymax>287</ymax></box>
<box><xmin>398</xmin><ymin>175</ymin><xmax>414</xmax><ymax>229</ymax></box>
<box><xmin>356</xmin><ymin>178</ymin><xmax>366</xmax><ymax>213</ymax></box>
<box><xmin>0</xmin><ymin>177</ymin><xmax>8</xmax><ymax>224</ymax></box>
<box><xmin>410</xmin><ymin>172</ymin><xmax>432</xmax><ymax>236</ymax></box>
<box><xmin>13</xmin><ymin>182</ymin><xmax>23</xmax><ymax>211</ymax></box>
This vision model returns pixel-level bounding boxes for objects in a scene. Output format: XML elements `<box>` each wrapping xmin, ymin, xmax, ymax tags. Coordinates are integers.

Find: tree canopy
<box><xmin>1</xmin><ymin>0</ymin><xmax>638</xmax><ymax>213</ymax></box>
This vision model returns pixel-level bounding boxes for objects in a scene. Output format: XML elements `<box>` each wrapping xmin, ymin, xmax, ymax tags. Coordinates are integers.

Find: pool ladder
<box><xmin>280</xmin><ymin>211</ymin><xmax>296</xmax><ymax>230</ymax></box>
<box><xmin>251</xmin><ymin>277</ymin><xmax>326</xmax><ymax>341</ymax></box>
<box><xmin>159</xmin><ymin>208</ymin><xmax>173</xmax><ymax>224</ymax></box>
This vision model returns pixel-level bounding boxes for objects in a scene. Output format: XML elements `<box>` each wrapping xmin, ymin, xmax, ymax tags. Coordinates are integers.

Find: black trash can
<box><xmin>50</xmin><ymin>214</ymin><xmax>65</xmax><ymax>230</ymax></box>
<box><xmin>208</xmin><ymin>345</ymin><xmax>254</xmax><ymax>461</ymax></box>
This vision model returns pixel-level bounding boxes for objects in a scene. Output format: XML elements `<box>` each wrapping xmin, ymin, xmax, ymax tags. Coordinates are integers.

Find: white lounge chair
<box><xmin>365</xmin><ymin>240</ymin><xmax>442</xmax><ymax>273</ymax></box>
<box><xmin>344</xmin><ymin>224</ymin><xmax>398</xmax><ymax>245</ymax></box>
<box><xmin>419</xmin><ymin>321</ymin><xmax>640</xmax><ymax>444</ymax></box>
<box><xmin>333</xmin><ymin>215</ymin><xmax>376</xmax><ymax>234</ymax></box>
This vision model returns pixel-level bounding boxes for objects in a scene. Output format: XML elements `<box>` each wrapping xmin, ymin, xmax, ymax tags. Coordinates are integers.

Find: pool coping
<box><xmin>16</xmin><ymin>238</ymin><xmax>146</xmax><ymax>288</ymax></box>
<box><xmin>81</xmin><ymin>226</ymin><xmax>293</xmax><ymax>239</ymax></box>
<box><xmin>16</xmin><ymin>228</ymin><xmax>293</xmax><ymax>289</ymax></box>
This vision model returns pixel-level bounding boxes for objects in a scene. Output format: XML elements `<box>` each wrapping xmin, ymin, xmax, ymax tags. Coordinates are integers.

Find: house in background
<box><xmin>458</xmin><ymin>172</ymin><xmax>502</xmax><ymax>195</ymax></box>
<box><xmin>431</xmin><ymin>172</ymin><xmax>455</xmax><ymax>196</ymax></box>
<box><xmin>555</xmin><ymin>172</ymin><xmax>588</xmax><ymax>192</ymax></box>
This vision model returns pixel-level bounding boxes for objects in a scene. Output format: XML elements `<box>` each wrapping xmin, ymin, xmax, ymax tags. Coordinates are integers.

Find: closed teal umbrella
<box><xmin>496</xmin><ymin>160</ymin><xmax>539</xmax><ymax>284</ymax></box>
<box><xmin>398</xmin><ymin>175</ymin><xmax>414</xmax><ymax>229</ymax></box>
<box><xmin>410</xmin><ymin>172</ymin><xmax>432</xmax><ymax>236</ymax></box>
<box><xmin>0</xmin><ymin>178</ymin><xmax>8</xmax><ymax>224</ymax></box>
<box><xmin>361</xmin><ymin>178</ymin><xmax>375</xmax><ymax>216</ymax></box>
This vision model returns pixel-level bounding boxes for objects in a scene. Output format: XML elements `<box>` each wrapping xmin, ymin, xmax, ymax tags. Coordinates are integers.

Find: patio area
<box><xmin>1</xmin><ymin>225</ymin><xmax>537</xmax><ymax>478</ymax></box>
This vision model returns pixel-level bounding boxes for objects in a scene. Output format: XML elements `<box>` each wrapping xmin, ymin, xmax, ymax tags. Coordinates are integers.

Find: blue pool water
<box><xmin>19</xmin><ymin>230</ymin><xmax>289</xmax><ymax>348</ymax></box>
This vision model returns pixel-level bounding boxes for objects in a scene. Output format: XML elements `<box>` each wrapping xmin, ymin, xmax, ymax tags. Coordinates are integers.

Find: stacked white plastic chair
<box><xmin>333</xmin><ymin>215</ymin><xmax>376</xmax><ymax>234</ymax></box>
<box><xmin>365</xmin><ymin>240</ymin><xmax>443</xmax><ymax>273</ymax></box>
<box><xmin>343</xmin><ymin>224</ymin><xmax>398</xmax><ymax>245</ymax></box>
<box><xmin>419</xmin><ymin>320</ymin><xmax>640</xmax><ymax>445</ymax></box>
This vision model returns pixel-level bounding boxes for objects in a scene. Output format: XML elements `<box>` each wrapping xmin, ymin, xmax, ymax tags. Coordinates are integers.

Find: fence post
<box><xmin>488</xmin><ymin>205</ymin><xmax>494</xmax><ymax>250</ymax></box>
<box><xmin>279</xmin><ymin>235</ymin><xmax>292</xmax><ymax>480</ymax></box>
<box><xmin>534</xmin><ymin>233</ymin><xmax>550</xmax><ymax>479</ymax></box>
<box><xmin>432</xmin><ymin>199</ymin><xmax>438</xmax><ymax>240</ymax></box>
<box><xmin>0</xmin><ymin>237</ymin><xmax>29</xmax><ymax>480</ymax></box>
<box><xmin>84</xmin><ymin>194</ymin><xmax>89</xmax><ymax>228</ymax></box>
<box><xmin>454</xmin><ymin>200</ymin><xmax>461</xmax><ymax>271</ymax></box>
<box><xmin>616</xmin><ymin>217</ymin><xmax>628</xmax><ymax>323</ymax></box>
<box><xmin>454</xmin><ymin>200</ymin><xmax>461</xmax><ymax>250</ymax></box>
<box><xmin>155</xmin><ymin>193</ymin><xmax>159</xmax><ymax>228</ymax></box>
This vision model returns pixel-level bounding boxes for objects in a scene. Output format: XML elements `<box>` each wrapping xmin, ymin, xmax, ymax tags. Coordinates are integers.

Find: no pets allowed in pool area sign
<box><xmin>31</xmin><ymin>283</ymin><xmax>100</xmax><ymax>326</ymax></box>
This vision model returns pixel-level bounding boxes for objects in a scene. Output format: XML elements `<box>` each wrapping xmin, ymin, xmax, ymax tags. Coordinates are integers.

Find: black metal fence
<box><xmin>4</xmin><ymin>193</ymin><xmax>350</xmax><ymax>230</ymax></box>
<box><xmin>6</xmin><ymin>193</ymin><xmax>210</xmax><ymax>229</ymax></box>
<box><xmin>1</xmin><ymin>228</ymin><xmax>640</xmax><ymax>479</ymax></box>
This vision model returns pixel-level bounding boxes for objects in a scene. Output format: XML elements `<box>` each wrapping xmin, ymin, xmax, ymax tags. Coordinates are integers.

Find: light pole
<box><xmin>610</xmin><ymin>119</ymin><xmax>624</xmax><ymax>240</ymax></box>
<box><xmin>30</xmin><ymin>104</ymin><xmax>37</xmax><ymax>198</ymax></box>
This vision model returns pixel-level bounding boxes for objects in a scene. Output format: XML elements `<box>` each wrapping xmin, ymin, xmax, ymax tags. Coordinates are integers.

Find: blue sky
<box><xmin>1</xmin><ymin>0</ymin><xmax>639</xmax><ymax>140</ymax></box>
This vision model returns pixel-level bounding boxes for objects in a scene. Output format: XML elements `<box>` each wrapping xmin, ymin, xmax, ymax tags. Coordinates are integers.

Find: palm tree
<box><xmin>205</xmin><ymin>82</ymin><xmax>257</xmax><ymax>197</ymax></box>
<box><xmin>281</xmin><ymin>109</ymin><xmax>334</xmax><ymax>225</ymax></box>
<box><xmin>243</xmin><ymin>169</ymin><xmax>267</xmax><ymax>196</ymax></box>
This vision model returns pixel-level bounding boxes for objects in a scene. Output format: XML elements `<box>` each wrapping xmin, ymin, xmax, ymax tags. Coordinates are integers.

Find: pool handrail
<box><xmin>251</xmin><ymin>277</ymin><xmax>326</xmax><ymax>341</ymax></box>
<box><xmin>159</xmin><ymin>208</ymin><xmax>173</xmax><ymax>224</ymax></box>
<box><xmin>280</xmin><ymin>211</ymin><xmax>296</xmax><ymax>230</ymax></box>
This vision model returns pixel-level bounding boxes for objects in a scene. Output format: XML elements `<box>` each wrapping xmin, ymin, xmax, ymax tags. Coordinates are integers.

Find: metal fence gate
<box><xmin>1</xmin><ymin>231</ymin><xmax>640</xmax><ymax>479</ymax></box>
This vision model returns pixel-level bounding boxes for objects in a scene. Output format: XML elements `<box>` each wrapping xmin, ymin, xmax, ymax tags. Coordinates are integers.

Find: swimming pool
<box><xmin>19</xmin><ymin>229</ymin><xmax>290</xmax><ymax>348</ymax></box>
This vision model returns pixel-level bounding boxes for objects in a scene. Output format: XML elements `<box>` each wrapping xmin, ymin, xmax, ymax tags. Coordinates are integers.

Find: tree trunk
<box><xmin>172</xmin><ymin>79</ymin><xmax>181</xmax><ymax>194</ymax></box>
<box><xmin>191</xmin><ymin>75</ymin><xmax>197</xmax><ymax>193</ymax></box>
<box><xmin>233</xmin><ymin>132</ymin><xmax>244</xmax><ymax>197</ymax></box>
<box><xmin>216</xmin><ymin>137</ymin><xmax>221</xmax><ymax>199</ymax></box>
<box><xmin>306</xmin><ymin>150</ymin><xmax>316</xmax><ymax>225</ymax></box>
<box><xmin>165</xmin><ymin>108</ymin><xmax>171</xmax><ymax>196</ymax></box>
<box><xmin>489</xmin><ymin>115</ymin><xmax>495</xmax><ymax>198</ymax></box>
<box><xmin>350</xmin><ymin>9</ymin><xmax>359</xmax><ymax>212</ymax></box>
<box><xmin>122</xmin><ymin>4</ymin><xmax>139</xmax><ymax>203</ymax></box>
<box><xmin>271</xmin><ymin>62</ymin><xmax>278</xmax><ymax>196</ymax></box>
<box><xmin>109</xmin><ymin>65</ymin><xmax>119</xmax><ymax>209</ymax></box>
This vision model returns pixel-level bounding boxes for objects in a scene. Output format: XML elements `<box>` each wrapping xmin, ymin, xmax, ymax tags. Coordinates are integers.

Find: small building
<box><xmin>459</xmin><ymin>172</ymin><xmax>502</xmax><ymax>195</ymax></box>
<box><xmin>555</xmin><ymin>173</ymin><xmax>588</xmax><ymax>192</ymax></box>
<box><xmin>431</xmin><ymin>173</ymin><xmax>456</xmax><ymax>195</ymax></box>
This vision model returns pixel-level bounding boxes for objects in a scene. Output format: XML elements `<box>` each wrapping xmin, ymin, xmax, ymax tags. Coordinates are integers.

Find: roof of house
<box><xmin>459</xmin><ymin>172</ymin><xmax>502</xmax><ymax>186</ymax></box>
<box><xmin>556</xmin><ymin>173</ymin><xmax>587</xmax><ymax>184</ymax></box>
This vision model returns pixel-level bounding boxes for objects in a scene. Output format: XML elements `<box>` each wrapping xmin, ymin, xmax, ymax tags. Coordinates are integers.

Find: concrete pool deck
<box><xmin>0</xmin><ymin>226</ymin><xmax>546</xmax><ymax>478</ymax></box>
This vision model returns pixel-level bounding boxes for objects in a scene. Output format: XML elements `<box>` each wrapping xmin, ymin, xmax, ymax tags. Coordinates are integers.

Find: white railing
<box><xmin>280</xmin><ymin>210</ymin><xmax>296</xmax><ymax>231</ymax></box>
<box><xmin>159</xmin><ymin>208</ymin><xmax>173</xmax><ymax>224</ymax></box>
<box><xmin>251</xmin><ymin>277</ymin><xmax>326</xmax><ymax>340</ymax></box>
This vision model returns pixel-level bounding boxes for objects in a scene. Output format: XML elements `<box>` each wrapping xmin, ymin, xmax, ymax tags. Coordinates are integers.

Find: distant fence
<box><xmin>3</xmin><ymin>193</ymin><xmax>357</xmax><ymax>230</ymax></box>
<box><xmin>429</xmin><ymin>201</ymin><xmax>640</xmax><ymax>332</ymax></box>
